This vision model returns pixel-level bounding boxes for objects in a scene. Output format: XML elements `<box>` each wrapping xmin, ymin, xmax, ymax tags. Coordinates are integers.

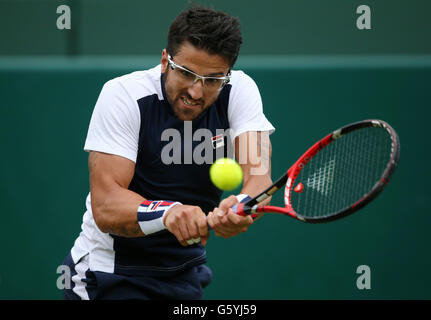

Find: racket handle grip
<box><xmin>233</xmin><ymin>203</ymin><xmax>258</xmax><ymax>220</ymax></box>
<box><xmin>232</xmin><ymin>203</ymin><xmax>246</xmax><ymax>216</ymax></box>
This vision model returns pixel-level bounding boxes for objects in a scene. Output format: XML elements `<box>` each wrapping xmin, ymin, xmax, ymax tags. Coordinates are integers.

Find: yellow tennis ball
<box><xmin>210</xmin><ymin>158</ymin><xmax>243</xmax><ymax>191</ymax></box>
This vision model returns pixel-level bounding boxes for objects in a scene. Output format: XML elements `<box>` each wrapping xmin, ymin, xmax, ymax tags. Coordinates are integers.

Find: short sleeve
<box><xmin>228</xmin><ymin>71</ymin><xmax>275</xmax><ymax>141</ymax></box>
<box><xmin>84</xmin><ymin>79</ymin><xmax>141</xmax><ymax>162</ymax></box>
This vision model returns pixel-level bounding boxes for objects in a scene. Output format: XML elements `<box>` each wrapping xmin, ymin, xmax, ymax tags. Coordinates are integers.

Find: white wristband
<box><xmin>137</xmin><ymin>200</ymin><xmax>181</xmax><ymax>235</ymax></box>
<box><xmin>236</xmin><ymin>194</ymin><xmax>251</xmax><ymax>203</ymax></box>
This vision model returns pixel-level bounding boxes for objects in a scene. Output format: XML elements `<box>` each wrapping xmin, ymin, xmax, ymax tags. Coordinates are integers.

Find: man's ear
<box><xmin>161</xmin><ymin>49</ymin><xmax>169</xmax><ymax>73</ymax></box>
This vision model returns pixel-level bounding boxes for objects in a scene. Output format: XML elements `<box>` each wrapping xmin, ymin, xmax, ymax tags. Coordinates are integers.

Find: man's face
<box><xmin>161</xmin><ymin>42</ymin><xmax>231</xmax><ymax>121</ymax></box>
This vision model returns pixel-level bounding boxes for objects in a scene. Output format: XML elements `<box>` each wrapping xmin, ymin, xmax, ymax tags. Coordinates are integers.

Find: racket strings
<box><xmin>290</xmin><ymin>126</ymin><xmax>392</xmax><ymax>219</ymax></box>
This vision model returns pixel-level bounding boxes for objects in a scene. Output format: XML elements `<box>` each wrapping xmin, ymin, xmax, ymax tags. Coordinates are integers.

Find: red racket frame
<box><xmin>235</xmin><ymin>119</ymin><xmax>400</xmax><ymax>223</ymax></box>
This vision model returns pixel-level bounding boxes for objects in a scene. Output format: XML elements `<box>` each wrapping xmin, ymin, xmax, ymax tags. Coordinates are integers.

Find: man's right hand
<box><xmin>163</xmin><ymin>205</ymin><xmax>209</xmax><ymax>246</ymax></box>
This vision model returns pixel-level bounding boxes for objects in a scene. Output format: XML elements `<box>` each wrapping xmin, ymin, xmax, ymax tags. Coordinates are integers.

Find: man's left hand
<box><xmin>207</xmin><ymin>195</ymin><xmax>254</xmax><ymax>238</ymax></box>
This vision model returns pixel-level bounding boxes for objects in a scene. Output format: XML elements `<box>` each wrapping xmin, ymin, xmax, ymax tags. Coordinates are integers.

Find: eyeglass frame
<box><xmin>167</xmin><ymin>55</ymin><xmax>231</xmax><ymax>91</ymax></box>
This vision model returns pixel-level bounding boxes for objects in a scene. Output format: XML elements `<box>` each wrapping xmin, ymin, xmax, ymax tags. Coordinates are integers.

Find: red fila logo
<box><xmin>212</xmin><ymin>134</ymin><xmax>224</xmax><ymax>149</ymax></box>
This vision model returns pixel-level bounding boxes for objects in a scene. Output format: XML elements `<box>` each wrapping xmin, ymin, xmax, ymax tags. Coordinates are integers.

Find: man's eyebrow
<box><xmin>207</xmin><ymin>72</ymin><xmax>227</xmax><ymax>77</ymax></box>
<box><xmin>181</xmin><ymin>64</ymin><xmax>227</xmax><ymax>77</ymax></box>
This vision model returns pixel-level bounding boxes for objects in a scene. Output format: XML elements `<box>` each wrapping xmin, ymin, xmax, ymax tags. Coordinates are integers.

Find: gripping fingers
<box><xmin>171</xmin><ymin>224</ymin><xmax>188</xmax><ymax>247</ymax></box>
<box><xmin>227</xmin><ymin>209</ymin><xmax>254</xmax><ymax>226</ymax></box>
<box><xmin>208</xmin><ymin>207</ymin><xmax>253</xmax><ymax>238</ymax></box>
<box><xmin>179</xmin><ymin>214</ymin><xmax>203</xmax><ymax>246</ymax></box>
<box><xmin>179</xmin><ymin>219</ymin><xmax>194</xmax><ymax>246</ymax></box>
<box><xmin>185</xmin><ymin>214</ymin><xmax>207</xmax><ymax>245</ymax></box>
<box><xmin>182</xmin><ymin>236</ymin><xmax>201</xmax><ymax>246</ymax></box>
<box><xmin>186</xmin><ymin>237</ymin><xmax>201</xmax><ymax>245</ymax></box>
<box><xmin>164</xmin><ymin>205</ymin><xmax>208</xmax><ymax>246</ymax></box>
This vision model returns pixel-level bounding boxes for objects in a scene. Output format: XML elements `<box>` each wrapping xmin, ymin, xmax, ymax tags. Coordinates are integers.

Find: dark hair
<box><xmin>167</xmin><ymin>6</ymin><xmax>242</xmax><ymax>68</ymax></box>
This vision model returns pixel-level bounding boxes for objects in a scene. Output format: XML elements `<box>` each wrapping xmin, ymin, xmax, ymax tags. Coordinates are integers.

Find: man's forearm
<box><xmin>91</xmin><ymin>186</ymin><xmax>146</xmax><ymax>237</ymax></box>
<box><xmin>241</xmin><ymin>173</ymin><xmax>273</xmax><ymax>205</ymax></box>
<box><xmin>88</xmin><ymin>151</ymin><xmax>149</xmax><ymax>238</ymax></box>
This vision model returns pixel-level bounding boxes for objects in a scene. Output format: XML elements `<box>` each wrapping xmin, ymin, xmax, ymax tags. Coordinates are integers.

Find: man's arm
<box><xmin>238</xmin><ymin>130</ymin><xmax>273</xmax><ymax>206</ymax></box>
<box><xmin>89</xmin><ymin>151</ymin><xmax>146</xmax><ymax>237</ymax></box>
<box><xmin>207</xmin><ymin>131</ymin><xmax>273</xmax><ymax>237</ymax></box>
<box><xmin>89</xmin><ymin>151</ymin><xmax>209</xmax><ymax>245</ymax></box>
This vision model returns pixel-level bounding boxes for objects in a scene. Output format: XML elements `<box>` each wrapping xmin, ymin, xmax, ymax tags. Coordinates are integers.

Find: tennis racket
<box><xmin>234</xmin><ymin>119</ymin><xmax>400</xmax><ymax>223</ymax></box>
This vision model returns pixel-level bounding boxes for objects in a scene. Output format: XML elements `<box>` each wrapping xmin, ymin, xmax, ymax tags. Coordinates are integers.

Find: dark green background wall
<box><xmin>1</xmin><ymin>0</ymin><xmax>431</xmax><ymax>55</ymax></box>
<box><xmin>1</xmin><ymin>0</ymin><xmax>430</xmax><ymax>299</ymax></box>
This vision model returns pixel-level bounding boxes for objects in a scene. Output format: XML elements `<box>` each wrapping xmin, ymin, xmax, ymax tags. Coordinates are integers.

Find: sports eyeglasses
<box><xmin>167</xmin><ymin>55</ymin><xmax>231</xmax><ymax>92</ymax></box>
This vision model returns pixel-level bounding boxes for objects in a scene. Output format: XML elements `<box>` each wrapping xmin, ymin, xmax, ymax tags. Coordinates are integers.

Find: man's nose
<box><xmin>187</xmin><ymin>79</ymin><xmax>204</xmax><ymax>100</ymax></box>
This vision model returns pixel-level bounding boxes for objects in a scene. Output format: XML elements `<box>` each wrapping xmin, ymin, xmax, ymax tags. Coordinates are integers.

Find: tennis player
<box><xmin>62</xmin><ymin>5</ymin><xmax>275</xmax><ymax>300</ymax></box>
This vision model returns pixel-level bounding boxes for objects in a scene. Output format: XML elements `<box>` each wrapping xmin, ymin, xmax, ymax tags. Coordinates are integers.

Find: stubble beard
<box><xmin>163</xmin><ymin>70</ymin><xmax>220</xmax><ymax>121</ymax></box>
